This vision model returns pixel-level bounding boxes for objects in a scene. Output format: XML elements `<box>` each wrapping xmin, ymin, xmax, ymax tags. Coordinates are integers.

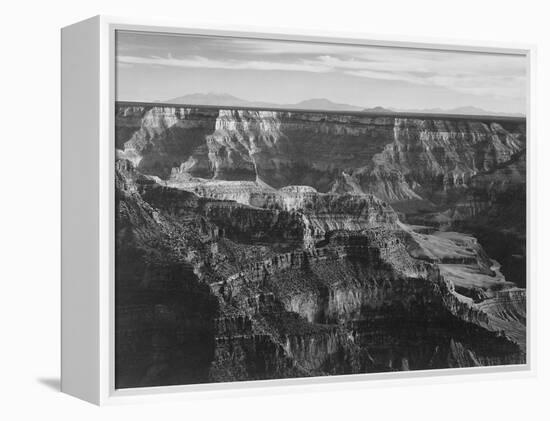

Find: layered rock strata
<box><xmin>115</xmin><ymin>149</ymin><xmax>526</xmax><ymax>388</ymax></box>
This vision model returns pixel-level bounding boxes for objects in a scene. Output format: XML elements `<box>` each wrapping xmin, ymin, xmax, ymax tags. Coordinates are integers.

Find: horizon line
<box><xmin>115</xmin><ymin>100</ymin><xmax>526</xmax><ymax>122</ymax></box>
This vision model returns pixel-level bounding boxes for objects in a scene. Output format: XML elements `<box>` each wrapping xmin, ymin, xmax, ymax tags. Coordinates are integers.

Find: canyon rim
<box><xmin>114</xmin><ymin>31</ymin><xmax>528</xmax><ymax>388</ymax></box>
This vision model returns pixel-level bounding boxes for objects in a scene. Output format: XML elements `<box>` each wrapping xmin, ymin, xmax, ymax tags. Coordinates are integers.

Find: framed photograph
<box><xmin>61</xmin><ymin>15</ymin><xmax>533</xmax><ymax>405</ymax></box>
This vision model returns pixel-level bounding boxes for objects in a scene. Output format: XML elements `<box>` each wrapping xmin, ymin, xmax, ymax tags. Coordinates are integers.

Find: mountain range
<box><xmin>163</xmin><ymin>93</ymin><xmax>364</xmax><ymax>112</ymax></box>
<box><xmin>160</xmin><ymin>93</ymin><xmax>524</xmax><ymax>117</ymax></box>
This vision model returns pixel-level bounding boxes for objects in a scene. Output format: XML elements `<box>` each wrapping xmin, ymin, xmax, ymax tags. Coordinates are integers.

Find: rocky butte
<box><xmin>114</xmin><ymin>102</ymin><xmax>526</xmax><ymax>388</ymax></box>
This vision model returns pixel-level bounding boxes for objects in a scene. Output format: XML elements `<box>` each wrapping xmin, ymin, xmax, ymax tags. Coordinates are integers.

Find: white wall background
<box><xmin>1</xmin><ymin>0</ymin><xmax>548</xmax><ymax>418</ymax></box>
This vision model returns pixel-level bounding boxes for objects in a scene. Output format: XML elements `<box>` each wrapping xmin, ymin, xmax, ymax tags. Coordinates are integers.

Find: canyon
<box><xmin>114</xmin><ymin>102</ymin><xmax>526</xmax><ymax>388</ymax></box>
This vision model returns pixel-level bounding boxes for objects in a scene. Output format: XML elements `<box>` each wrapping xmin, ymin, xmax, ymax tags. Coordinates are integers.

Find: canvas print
<box><xmin>114</xmin><ymin>30</ymin><xmax>527</xmax><ymax>388</ymax></box>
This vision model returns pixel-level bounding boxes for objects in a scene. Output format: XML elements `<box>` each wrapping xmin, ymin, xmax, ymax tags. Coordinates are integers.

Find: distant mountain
<box><xmin>165</xmin><ymin>93</ymin><xmax>276</xmax><ymax>108</ymax></box>
<box><xmin>164</xmin><ymin>93</ymin><xmax>363</xmax><ymax>112</ymax></box>
<box><xmin>162</xmin><ymin>93</ymin><xmax>524</xmax><ymax>117</ymax></box>
<box><xmin>362</xmin><ymin>106</ymin><xmax>394</xmax><ymax>113</ymax></box>
<box><xmin>290</xmin><ymin>98</ymin><xmax>363</xmax><ymax>111</ymax></box>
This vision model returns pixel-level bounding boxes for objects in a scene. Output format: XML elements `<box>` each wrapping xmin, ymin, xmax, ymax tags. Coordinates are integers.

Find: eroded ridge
<box><xmin>114</xmin><ymin>105</ymin><xmax>526</xmax><ymax>388</ymax></box>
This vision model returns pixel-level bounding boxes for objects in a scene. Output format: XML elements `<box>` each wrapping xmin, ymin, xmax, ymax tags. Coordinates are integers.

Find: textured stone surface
<box><xmin>117</xmin><ymin>104</ymin><xmax>526</xmax><ymax>285</ymax></box>
<box><xmin>116</xmin><ymin>105</ymin><xmax>525</xmax><ymax>199</ymax></box>
<box><xmin>114</xmin><ymin>105</ymin><xmax>526</xmax><ymax>388</ymax></box>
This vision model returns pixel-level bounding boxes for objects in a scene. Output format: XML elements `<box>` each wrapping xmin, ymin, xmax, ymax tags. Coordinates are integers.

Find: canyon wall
<box><xmin>114</xmin><ymin>104</ymin><xmax>527</xmax><ymax>388</ymax></box>
<box><xmin>116</xmin><ymin>103</ymin><xmax>526</xmax><ymax>285</ymax></box>
<box><xmin>116</xmin><ymin>104</ymin><xmax>525</xmax><ymax>200</ymax></box>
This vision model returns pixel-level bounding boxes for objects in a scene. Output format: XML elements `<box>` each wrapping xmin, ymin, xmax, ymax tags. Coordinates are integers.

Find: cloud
<box><xmin>302</xmin><ymin>52</ymin><xmax>526</xmax><ymax>98</ymax></box>
<box><xmin>227</xmin><ymin>38</ymin><xmax>361</xmax><ymax>56</ymax></box>
<box><xmin>117</xmin><ymin>38</ymin><xmax>526</xmax><ymax>100</ymax></box>
<box><xmin>117</xmin><ymin>54</ymin><xmax>332</xmax><ymax>73</ymax></box>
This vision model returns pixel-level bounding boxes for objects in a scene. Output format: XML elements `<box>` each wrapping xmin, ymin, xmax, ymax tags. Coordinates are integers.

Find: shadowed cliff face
<box><xmin>115</xmin><ymin>150</ymin><xmax>525</xmax><ymax>388</ymax></box>
<box><xmin>117</xmin><ymin>107</ymin><xmax>398</xmax><ymax>187</ymax></box>
<box><xmin>115</xmin><ymin>169</ymin><xmax>220</xmax><ymax>388</ymax></box>
<box><xmin>116</xmin><ymin>105</ymin><xmax>525</xmax><ymax>198</ymax></box>
<box><xmin>116</xmin><ymin>104</ymin><xmax>526</xmax><ymax>285</ymax></box>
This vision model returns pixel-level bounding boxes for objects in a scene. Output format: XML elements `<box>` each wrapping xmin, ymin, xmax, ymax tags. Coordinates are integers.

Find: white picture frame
<box><xmin>61</xmin><ymin>15</ymin><xmax>535</xmax><ymax>405</ymax></box>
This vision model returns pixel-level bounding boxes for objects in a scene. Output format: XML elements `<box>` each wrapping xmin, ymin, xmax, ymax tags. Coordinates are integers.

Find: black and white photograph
<box><xmin>114</xmin><ymin>30</ymin><xmax>527</xmax><ymax>388</ymax></box>
<box><xmin>4</xmin><ymin>0</ymin><xmax>550</xmax><ymax>418</ymax></box>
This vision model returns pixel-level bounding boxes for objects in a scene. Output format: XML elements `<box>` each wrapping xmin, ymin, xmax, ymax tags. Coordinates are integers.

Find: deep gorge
<box><xmin>114</xmin><ymin>103</ymin><xmax>526</xmax><ymax>388</ymax></box>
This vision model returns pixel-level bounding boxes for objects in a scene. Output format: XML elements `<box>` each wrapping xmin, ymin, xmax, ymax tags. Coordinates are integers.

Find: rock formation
<box><xmin>114</xmin><ymin>103</ymin><xmax>526</xmax><ymax>388</ymax></box>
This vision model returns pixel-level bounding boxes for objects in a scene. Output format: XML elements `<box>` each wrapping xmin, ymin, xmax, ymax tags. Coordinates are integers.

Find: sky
<box><xmin>116</xmin><ymin>30</ymin><xmax>527</xmax><ymax>114</ymax></box>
